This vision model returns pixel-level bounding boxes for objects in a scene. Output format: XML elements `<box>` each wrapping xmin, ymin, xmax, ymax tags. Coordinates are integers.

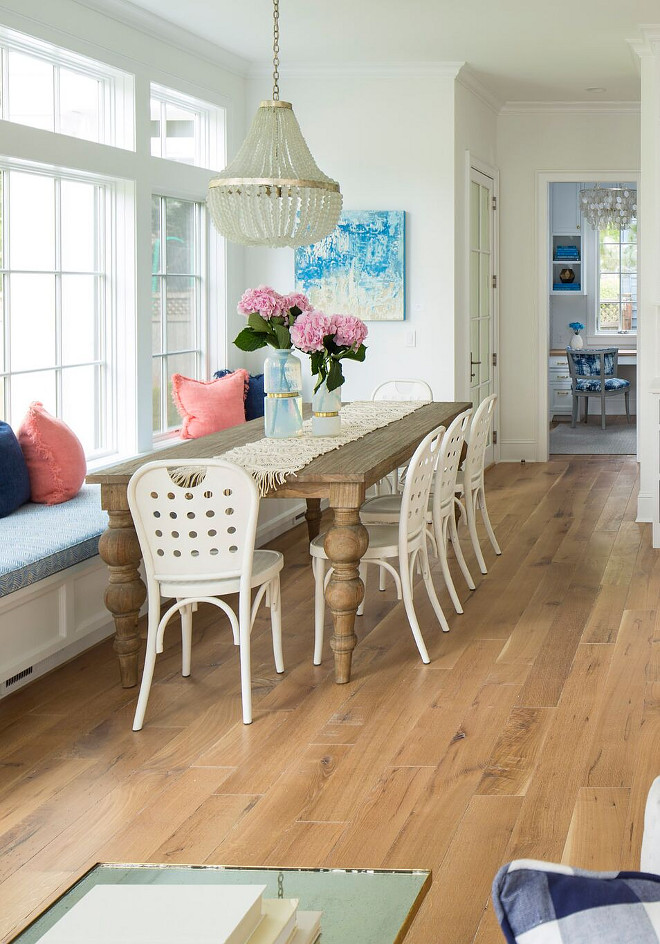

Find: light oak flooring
<box><xmin>1</xmin><ymin>456</ymin><xmax>659</xmax><ymax>943</ymax></box>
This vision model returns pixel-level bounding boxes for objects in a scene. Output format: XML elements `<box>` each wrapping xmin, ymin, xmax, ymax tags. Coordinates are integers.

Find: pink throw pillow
<box><xmin>17</xmin><ymin>402</ymin><xmax>86</xmax><ymax>505</ymax></box>
<box><xmin>171</xmin><ymin>370</ymin><xmax>249</xmax><ymax>439</ymax></box>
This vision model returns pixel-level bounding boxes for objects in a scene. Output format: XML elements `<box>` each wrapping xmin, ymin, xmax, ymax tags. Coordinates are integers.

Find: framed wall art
<box><xmin>294</xmin><ymin>210</ymin><xmax>405</xmax><ymax>322</ymax></box>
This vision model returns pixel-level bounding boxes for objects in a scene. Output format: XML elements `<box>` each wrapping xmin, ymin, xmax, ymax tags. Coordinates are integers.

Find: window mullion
<box><xmin>54</xmin><ymin>178</ymin><xmax>63</xmax><ymax>416</ymax></box>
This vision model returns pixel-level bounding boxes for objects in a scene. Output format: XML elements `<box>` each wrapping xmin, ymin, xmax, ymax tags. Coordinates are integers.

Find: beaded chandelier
<box><xmin>207</xmin><ymin>0</ymin><xmax>342</xmax><ymax>248</ymax></box>
<box><xmin>578</xmin><ymin>185</ymin><xmax>637</xmax><ymax>230</ymax></box>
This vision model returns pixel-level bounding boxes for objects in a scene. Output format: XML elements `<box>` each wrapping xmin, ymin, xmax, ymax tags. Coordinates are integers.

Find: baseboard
<box><xmin>499</xmin><ymin>440</ymin><xmax>539</xmax><ymax>462</ymax></box>
<box><xmin>637</xmin><ymin>491</ymin><xmax>654</xmax><ymax>523</ymax></box>
<box><xmin>256</xmin><ymin>500</ymin><xmax>308</xmax><ymax>546</ymax></box>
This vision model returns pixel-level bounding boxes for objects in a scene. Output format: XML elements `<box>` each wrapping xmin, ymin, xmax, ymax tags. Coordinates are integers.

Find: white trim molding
<box><xmin>502</xmin><ymin>101</ymin><xmax>640</xmax><ymax>115</ymax></box>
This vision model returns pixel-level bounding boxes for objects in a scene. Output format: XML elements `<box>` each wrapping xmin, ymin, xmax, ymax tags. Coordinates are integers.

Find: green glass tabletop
<box><xmin>12</xmin><ymin>863</ymin><xmax>431</xmax><ymax>944</ymax></box>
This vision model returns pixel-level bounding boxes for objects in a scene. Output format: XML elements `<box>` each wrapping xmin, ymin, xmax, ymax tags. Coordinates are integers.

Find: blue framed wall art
<box><xmin>294</xmin><ymin>210</ymin><xmax>405</xmax><ymax>322</ymax></box>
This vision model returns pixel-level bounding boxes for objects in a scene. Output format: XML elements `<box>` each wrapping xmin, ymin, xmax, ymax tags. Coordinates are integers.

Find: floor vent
<box><xmin>4</xmin><ymin>665</ymin><xmax>34</xmax><ymax>689</ymax></box>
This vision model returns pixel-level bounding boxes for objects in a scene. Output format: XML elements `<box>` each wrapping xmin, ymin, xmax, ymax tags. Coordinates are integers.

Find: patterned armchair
<box><xmin>566</xmin><ymin>347</ymin><xmax>631</xmax><ymax>430</ymax></box>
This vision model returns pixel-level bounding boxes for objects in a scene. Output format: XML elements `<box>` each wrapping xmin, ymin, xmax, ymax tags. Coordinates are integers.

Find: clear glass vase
<box><xmin>263</xmin><ymin>349</ymin><xmax>303</xmax><ymax>438</ymax></box>
<box><xmin>312</xmin><ymin>380</ymin><xmax>342</xmax><ymax>437</ymax></box>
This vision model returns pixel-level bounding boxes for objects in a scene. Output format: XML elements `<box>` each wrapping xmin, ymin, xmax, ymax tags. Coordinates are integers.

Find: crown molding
<box><xmin>248</xmin><ymin>60</ymin><xmax>465</xmax><ymax>80</ymax></box>
<box><xmin>629</xmin><ymin>25</ymin><xmax>660</xmax><ymax>60</ymax></box>
<box><xmin>455</xmin><ymin>65</ymin><xmax>503</xmax><ymax>114</ymax></box>
<box><xmin>69</xmin><ymin>0</ymin><xmax>251</xmax><ymax>76</ymax></box>
<box><xmin>501</xmin><ymin>100</ymin><xmax>640</xmax><ymax>115</ymax></box>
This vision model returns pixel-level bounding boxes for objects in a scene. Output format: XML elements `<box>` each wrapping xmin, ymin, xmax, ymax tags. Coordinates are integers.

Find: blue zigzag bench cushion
<box><xmin>493</xmin><ymin>860</ymin><xmax>660</xmax><ymax>944</ymax></box>
<box><xmin>575</xmin><ymin>377</ymin><xmax>630</xmax><ymax>392</ymax></box>
<box><xmin>0</xmin><ymin>485</ymin><xmax>108</xmax><ymax>597</ymax></box>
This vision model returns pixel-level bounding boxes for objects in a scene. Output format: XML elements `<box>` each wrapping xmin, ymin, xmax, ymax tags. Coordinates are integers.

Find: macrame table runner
<box><xmin>219</xmin><ymin>400</ymin><xmax>424</xmax><ymax>496</ymax></box>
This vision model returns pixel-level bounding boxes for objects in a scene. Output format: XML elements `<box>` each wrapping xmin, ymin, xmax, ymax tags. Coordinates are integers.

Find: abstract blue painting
<box><xmin>294</xmin><ymin>210</ymin><xmax>405</xmax><ymax>321</ymax></box>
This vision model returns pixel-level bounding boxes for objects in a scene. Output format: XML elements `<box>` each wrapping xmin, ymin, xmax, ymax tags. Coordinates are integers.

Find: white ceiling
<box><xmin>92</xmin><ymin>0</ymin><xmax>660</xmax><ymax>104</ymax></box>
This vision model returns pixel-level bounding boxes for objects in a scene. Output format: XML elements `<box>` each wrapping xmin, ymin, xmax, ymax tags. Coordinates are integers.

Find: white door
<box><xmin>469</xmin><ymin>166</ymin><xmax>498</xmax><ymax>466</ymax></box>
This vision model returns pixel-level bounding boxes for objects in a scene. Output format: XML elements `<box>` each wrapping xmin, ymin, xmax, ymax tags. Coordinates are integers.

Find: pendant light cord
<box><xmin>272</xmin><ymin>0</ymin><xmax>280</xmax><ymax>100</ymax></box>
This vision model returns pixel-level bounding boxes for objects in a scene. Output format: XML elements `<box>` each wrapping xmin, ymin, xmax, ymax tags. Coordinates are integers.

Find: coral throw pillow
<box><xmin>17</xmin><ymin>402</ymin><xmax>87</xmax><ymax>505</ymax></box>
<box><xmin>0</xmin><ymin>420</ymin><xmax>31</xmax><ymax>517</ymax></box>
<box><xmin>172</xmin><ymin>370</ymin><xmax>249</xmax><ymax>439</ymax></box>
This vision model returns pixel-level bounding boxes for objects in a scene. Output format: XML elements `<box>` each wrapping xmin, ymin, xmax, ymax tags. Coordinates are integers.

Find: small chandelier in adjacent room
<box><xmin>207</xmin><ymin>0</ymin><xmax>342</xmax><ymax>248</ymax></box>
<box><xmin>578</xmin><ymin>184</ymin><xmax>637</xmax><ymax>230</ymax></box>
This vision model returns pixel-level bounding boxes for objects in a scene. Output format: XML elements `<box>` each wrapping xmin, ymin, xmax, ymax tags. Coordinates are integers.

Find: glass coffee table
<box><xmin>10</xmin><ymin>863</ymin><xmax>431</xmax><ymax>944</ymax></box>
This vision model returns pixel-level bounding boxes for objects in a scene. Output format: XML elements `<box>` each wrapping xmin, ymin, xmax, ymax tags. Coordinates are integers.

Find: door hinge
<box><xmin>493</xmin><ymin>430</ymin><xmax>498</xmax><ymax>444</ymax></box>
<box><xmin>492</xmin><ymin>352</ymin><xmax>497</xmax><ymax>367</ymax></box>
<box><xmin>492</xmin><ymin>274</ymin><xmax>497</xmax><ymax>289</ymax></box>
<box><xmin>492</xmin><ymin>195</ymin><xmax>497</xmax><ymax>210</ymax></box>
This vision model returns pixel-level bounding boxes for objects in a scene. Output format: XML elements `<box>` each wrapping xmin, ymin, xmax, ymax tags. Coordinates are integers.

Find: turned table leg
<box><xmin>98</xmin><ymin>488</ymin><xmax>146</xmax><ymax>688</ymax></box>
<box><xmin>305</xmin><ymin>498</ymin><xmax>323</xmax><ymax>541</ymax></box>
<box><xmin>324</xmin><ymin>484</ymin><xmax>368</xmax><ymax>683</ymax></box>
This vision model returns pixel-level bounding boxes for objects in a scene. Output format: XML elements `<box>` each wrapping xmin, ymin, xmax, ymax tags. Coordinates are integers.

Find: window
<box><xmin>0</xmin><ymin>166</ymin><xmax>114</xmax><ymax>457</ymax></box>
<box><xmin>597</xmin><ymin>223</ymin><xmax>637</xmax><ymax>335</ymax></box>
<box><xmin>151</xmin><ymin>195</ymin><xmax>206</xmax><ymax>435</ymax></box>
<box><xmin>0</xmin><ymin>26</ymin><xmax>134</xmax><ymax>148</ymax></box>
<box><xmin>150</xmin><ymin>84</ymin><xmax>224</xmax><ymax>167</ymax></box>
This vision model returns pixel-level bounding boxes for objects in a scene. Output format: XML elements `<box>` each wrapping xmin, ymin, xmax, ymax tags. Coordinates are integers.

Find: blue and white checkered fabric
<box><xmin>575</xmin><ymin>377</ymin><xmax>630</xmax><ymax>393</ymax></box>
<box><xmin>571</xmin><ymin>352</ymin><xmax>616</xmax><ymax>376</ymax></box>
<box><xmin>493</xmin><ymin>860</ymin><xmax>660</xmax><ymax>944</ymax></box>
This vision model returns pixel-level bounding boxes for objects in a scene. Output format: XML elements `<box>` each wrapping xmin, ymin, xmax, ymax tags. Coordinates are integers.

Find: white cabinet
<box><xmin>550</xmin><ymin>182</ymin><xmax>585</xmax><ymax>296</ymax></box>
<box><xmin>549</xmin><ymin>353</ymin><xmax>572</xmax><ymax>416</ymax></box>
<box><xmin>551</xmin><ymin>182</ymin><xmax>582</xmax><ymax>233</ymax></box>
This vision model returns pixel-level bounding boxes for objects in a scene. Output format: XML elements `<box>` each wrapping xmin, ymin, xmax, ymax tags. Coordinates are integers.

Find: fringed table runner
<box><xmin>218</xmin><ymin>400</ymin><xmax>424</xmax><ymax>496</ymax></box>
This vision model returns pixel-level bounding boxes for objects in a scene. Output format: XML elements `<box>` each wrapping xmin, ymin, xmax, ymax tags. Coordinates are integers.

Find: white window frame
<box><xmin>151</xmin><ymin>194</ymin><xmax>208</xmax><ymax>437</ymax></box>
<box><xmin>585</xmin><ymin>222</ymin><xmax>638</xmax><ymax>343</ymax></box>
<box><xmin>0</xmin><ymin>160</ymin><xmax>120</xmax><ymax>459</ymax></box>
<box><xmin>0</xmin><ymin>25</ymin><xmax>134</xmax><ymax>149</ymax></box>
<box><xmin>150</xmin><ymin>83</ymin><xmax>224</xmax><ymax>169</ymax></box>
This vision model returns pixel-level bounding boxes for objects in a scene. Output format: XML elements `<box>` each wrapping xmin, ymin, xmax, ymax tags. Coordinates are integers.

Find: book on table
<box><xmin>36</xmin><ymin>883</ymin><xmax>321</xmax><ymax>944</ymax></box>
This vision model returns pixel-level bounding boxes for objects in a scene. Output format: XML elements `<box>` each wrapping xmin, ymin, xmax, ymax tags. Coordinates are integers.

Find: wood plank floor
<box><xmin>2</xmin><ymin>456</ymin><xmax>659</xmax><ymax>943</ymax></box>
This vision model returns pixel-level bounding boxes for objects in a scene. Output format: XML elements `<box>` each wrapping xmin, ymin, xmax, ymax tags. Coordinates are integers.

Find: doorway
<box><xmin>469</xmin><ymin>164</ymin><xmax>498</xmax><ymax>467</ymax></box>
<box><xmin>536</xmin><ymin>172</ymin><xmax>639</xmax><ymax>460</ymax></box>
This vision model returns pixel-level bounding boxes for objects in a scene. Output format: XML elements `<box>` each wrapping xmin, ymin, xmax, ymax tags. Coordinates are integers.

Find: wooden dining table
<box><xmin>86</xmin><ymin>400</ymin><xmax>470</xmax><ymax>688</ymax></box>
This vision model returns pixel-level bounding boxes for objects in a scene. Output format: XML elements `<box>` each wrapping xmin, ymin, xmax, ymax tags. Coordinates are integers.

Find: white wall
<box><xmin>496</xmin><ymin>107</ymin><xmax>640</xmax><ymax>461</ymax></box>
<box><xmin>241</xmin><ymin>67</ymin><xmax>459</xmax><ymax>402</ymax></box>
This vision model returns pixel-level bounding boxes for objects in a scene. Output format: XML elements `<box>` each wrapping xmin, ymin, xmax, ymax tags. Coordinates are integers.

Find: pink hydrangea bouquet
<box><xmin>290</xmin><ymin>309</ymin><xmax>368</xmax><ymax>391</ymax></box>
<box><xmin>233</xmin><ymin>285</ymin><xmax>312</xmax><ymax>351</ymax></box>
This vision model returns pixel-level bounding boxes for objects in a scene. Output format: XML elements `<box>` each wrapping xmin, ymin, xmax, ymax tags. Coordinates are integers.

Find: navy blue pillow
<box><xmin>0</xmin><ymin>421</ymin><xmax>31</xmax><ymax>517</ymax></box>
<box><xmin>213</xmin><ymin>369</ymin><xmax>265</xmax><ymax>421</ymax></box>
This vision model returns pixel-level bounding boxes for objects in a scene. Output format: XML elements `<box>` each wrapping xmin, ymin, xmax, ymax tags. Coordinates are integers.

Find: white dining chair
<box><xmin>371</xmin><ymin>379</ymin><xmax>433</xmax><ymax>493</ymax></box>
<box><xmin>360</xmin><ymin>409</ymin><xmax>475</xmax><ymax>614</ymax></box>
<box><xmin>456</xmin><ymin>394</ymin><xmax>501</xmax><ymax>574</ymax></box>
<box><xmin>310</xmin><ymin>425</ymin><xmax>447</xmax><ymax>666</ymax></box>
<box><xmin>127</xmin><ymin>458</ymin><xmax>284</xmax><ymax>729</ymax></box>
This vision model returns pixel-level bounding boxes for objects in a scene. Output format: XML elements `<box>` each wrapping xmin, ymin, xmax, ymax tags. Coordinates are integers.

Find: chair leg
<box><xmin>449</xmin><ymin>507</ymin><xmax>475</xmax><ymax>590</ymax></box>
<box><xmin>419</xmin><ymin>541</ymin><xmax>451</xmax><ymax>634</ymax></box>
<box><xmin>238</xmin><ymin>595</ymin><xmax>252</xmax><ymax>725</ymax></box>
<box><xmin>478</xmin><ymin>487</ymin><xmax>501</xmax><ymax>555</ymax></box>
<box><xmin>601</xmin><ymin>393</ymin><xmax>606</xmax><ymax>430</ymax></box>
<box><xmin>180</xmin><ymin>601</ymin><xmax>193</xmax><ymax>677</ymax></box>
<box><xmin>467</xmin><ymin>487</ymin><xmax>488</xmax><ymax>574</ymax></box>
<box><xmin>584</xmin><ymin>397</ymin><xmax>589</xmax><ymax>424</ymax></box>
<box><xmin>379</xmin><ymin>564</ymin><xmax>387</xmax><ymax>591</ymax></box>
<box><xmin>399</xmin><ymin>551</ymin><xmax>431</xmax><ymax>663</ymax></box>
<box><xmin>436</xmin><ymin>515</ymin><xmax>463</xmax><ymax>614</ymax></box>
<box><xmin>625</xmin><ymin>390</ymin><xmax>631</xmax><ymax>424</ymax></box>
<box><xmin>571</xmin><ymin>395</ymin><xmax>578</xmax><ymax>428</ymax></box>
<box><xmin>312</xmin><ymin>556</ymin><xmax>325</xmax><ymax>665</ymax></box>
<box><xmin>133</xmin><ymin>597</ymin><xmax>162</xmax><ymax>732</ymax></box>
<box><xmin>269</xmin><ymin>576</ymin><xmax>284</xmax><ymax>673</ymax></box>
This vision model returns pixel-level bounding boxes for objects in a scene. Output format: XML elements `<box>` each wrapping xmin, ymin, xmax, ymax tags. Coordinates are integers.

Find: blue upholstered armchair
<box><xmin>565</xmin><ymin>347</ymin><xmax>631</xmax><ymax>430</ymax></box>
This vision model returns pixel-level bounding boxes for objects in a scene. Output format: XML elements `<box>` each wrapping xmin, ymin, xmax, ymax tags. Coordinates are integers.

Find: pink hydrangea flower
<box><xmin>290</xmin><ymin>309</ymin><xmax>335</xmax><ymax>352</ymax></box>
<box><xmin>237</xmin><ymin>285</ymin><xmax>285</xmax><ymax>321</ymax></box>
<box><xmin>334</xmin><ymin>314</ymin><xmax>368</xmax><ymax>350</ymax></box>
<box><xmin>282</xmin><ymin>292</ymin><xmax>312</xmax><ymax>313</ymax></box>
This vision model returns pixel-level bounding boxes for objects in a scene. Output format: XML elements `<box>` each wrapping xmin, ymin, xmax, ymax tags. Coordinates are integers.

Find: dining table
<box><xmin>86</xmin><ymin>400</ymin><xmax>470</xmax><ymax>688</ymax></box>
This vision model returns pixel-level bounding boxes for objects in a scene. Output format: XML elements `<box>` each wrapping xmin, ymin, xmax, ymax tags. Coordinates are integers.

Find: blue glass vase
<box><xmin>312</xmin><ymin>380</ymin><xmax>342</xmax><ymax>437</ymax></box>
<box><xmin>263</xmin><ymin>349</ymin><xmax>303</xmax><ymax>438</ymax></box>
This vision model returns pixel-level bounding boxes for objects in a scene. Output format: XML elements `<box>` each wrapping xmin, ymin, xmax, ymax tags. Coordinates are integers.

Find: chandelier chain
<box><xmin>272</xmin><ymin>0</ymin><xmax>280</xmax><ymax>101</ymax></box>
